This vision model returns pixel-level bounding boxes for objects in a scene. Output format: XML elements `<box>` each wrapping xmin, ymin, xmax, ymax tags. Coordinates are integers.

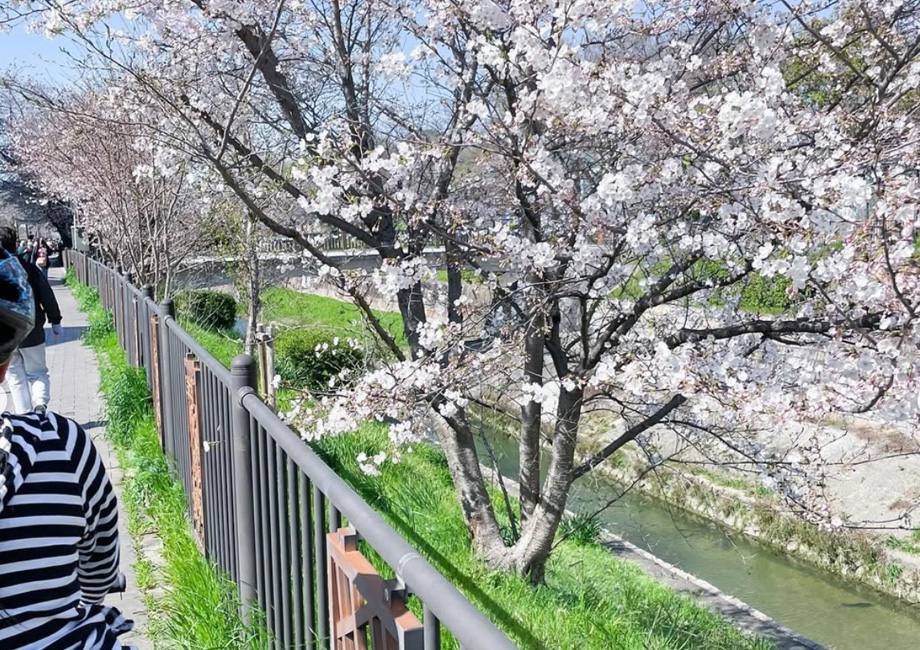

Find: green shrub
<box><xmin>176</xmin><ymin>290</ymin><xmax>237</xmax><ymax>330</ymax></box>
<box><xmin>275</xmin><ymin>328</ymin><xmax>366</xmax><ymax>390</ymax></box>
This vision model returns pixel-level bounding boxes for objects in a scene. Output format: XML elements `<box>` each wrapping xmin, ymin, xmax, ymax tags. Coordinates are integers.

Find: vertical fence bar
<box><xmin>329</xmin><ymin>504</ymin><xmax>342</xmax><ymax>532</ymax></box>
<box><xmin>301</xmin><ymin>473</ymin><xmax>315</xmax><ymax>650</ymax></box>
<box><xmin>149</xmin><ymin>313</ymin><xmax>164</xmax><ymax>441</ymax></box>
<box><xmin>424</xmin><ymin>605</ymin><xmax>441</xmax><ymax>650</ymax></box>
<box><xmin>314</xmin><ymin>485</ymin><xmax>329</xmax><ymax>649</ymax></box>
<box><xmin>159</xmin><ymin>300</ymin><xmax>175</xmax><ymax>459</ymax></box>
<box><xmin>259</xmin><ymin>424</ymin><xmax>274</xmax><ymax>622</ymax></box>
<box><xmin>267</xmin><ymin>437</ymin><xmax>281</xmax><ymax>649</ymax></box>
<box><xmin>141</xmin><ymin>286</ymin><xmax>154</xmax><ymax>379</ymax></box>
<box><xmin>124</xmin><ymin>272</ymin><xmax>134</xmax><ymax>366</ymax></box>
<box><xmin>289</xmin><ymin>458</ymin><xmax>304</xmax><ymax>650</ymax></box>
<box><xmin>251</xmin><ymin>418</ymin><xmax>265</xmax><ymax>611</ymax></box>
<box><xmin>277</xmin><ymin>445</ymin><xmax>292</xmax><ymax>649</ymax></box>
<box><xmin>113</xmin><ymin>265</ymin><xmax>122</xmax><ymax>345</ymax></box>
<box><xmin>230</xmin><ymin>355</ymin><xmax>258</xmax><ymax>618</ymax></box>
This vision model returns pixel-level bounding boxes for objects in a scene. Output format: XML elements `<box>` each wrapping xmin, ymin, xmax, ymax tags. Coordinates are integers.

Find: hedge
<box><xmin>175</xmin><ymin>290</ymin><xmax>237</xmax><ymax>330</ymax></box>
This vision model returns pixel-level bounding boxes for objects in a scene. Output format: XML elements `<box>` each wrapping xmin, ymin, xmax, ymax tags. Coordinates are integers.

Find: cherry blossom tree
<box><xmin>5</xmin><ymin>0</ymin><xmax>919</xmax><ymax>580</ymax></box>
<box><xmin>0</xmin><ymin>105</ymin><xmax>74</xmax><ymax>244</ymax></box>
<box><xmin>5</xmin><ymin>88</ymin><xmax>210</xmax><ymax>292</ymax></box>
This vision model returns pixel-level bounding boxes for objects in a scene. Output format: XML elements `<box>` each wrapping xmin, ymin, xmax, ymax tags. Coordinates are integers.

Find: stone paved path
<box><xmin>14</xmin><ymin>267</ymin><xmax>152</xmax><ymax>649</ymax></box>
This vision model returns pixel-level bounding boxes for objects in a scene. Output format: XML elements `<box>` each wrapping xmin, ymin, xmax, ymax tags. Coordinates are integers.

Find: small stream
<box><xmin>474</xmin><ymin>423</ymin><xmax>920</xmax><ymax>650</ymax></box>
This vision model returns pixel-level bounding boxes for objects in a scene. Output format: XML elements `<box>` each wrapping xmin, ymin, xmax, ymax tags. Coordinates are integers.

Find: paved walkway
<box><xmin>10</xmin><ymin>267</ymin><xmax>152</xmax><ymax>649</ymax></box>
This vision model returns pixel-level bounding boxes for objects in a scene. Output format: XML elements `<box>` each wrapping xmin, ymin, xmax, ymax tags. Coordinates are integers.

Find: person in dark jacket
<box><xmin>0</xmin><ymin>244</ymin><xmax>135</xmax><ymax>650</ymax></box>
<box><xmin>0</xmin><ymin>227</ymin><xmax>62</xmax><ymax>414</ymax></box>
<box><xmin>32</xmin><ymin>238</ymin><xmax>50</xmax><ymax>277</ymax></box>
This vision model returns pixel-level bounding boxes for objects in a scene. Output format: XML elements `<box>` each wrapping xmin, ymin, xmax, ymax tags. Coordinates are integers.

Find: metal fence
<box><xmin>65</xmin><ymin>250</ymin><xmax>519</xmax><ymax>650</ymax></box>
<box><xmin>259</xmin><ymin>233</ymin><xmax>365</xmax><ymax>254</ymax></box>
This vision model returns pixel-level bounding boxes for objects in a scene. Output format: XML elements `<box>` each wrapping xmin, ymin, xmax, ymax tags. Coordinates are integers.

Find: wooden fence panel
<box><xmin>327</xmin><ymin>528</ymin><xmax>423</xmax><ymax>650</ymax></box>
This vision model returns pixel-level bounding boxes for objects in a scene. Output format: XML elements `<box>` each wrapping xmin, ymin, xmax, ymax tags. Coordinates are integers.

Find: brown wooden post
<box><xmin>265</xmin><ymin>325</ymin><xmax>276</xmax><ymax>409</ymax></box>
<box><xmin>184</xmin><ymin>354</ymin><xmax>206</xmax><ymax>549</ymax></box>
<box><xmin>327</xmin><ymin>527</ymin><xmax>423</xmax><ymax>650</ymax></box>
<box><xmin>256</xmin><ymin>324</ymin><xmax>268</xmax><ymax>400</ymax></box>
<box><xmin>150</xmin><ymin>313</ymin><xmax>163</xmax><ymax>439</ymax></box>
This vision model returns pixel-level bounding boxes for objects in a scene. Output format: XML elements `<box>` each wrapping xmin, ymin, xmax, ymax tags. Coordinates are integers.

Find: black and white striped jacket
<box><xmin>0</xmin><ymin>412</ymin><xmax>134</xmax><ymax>650</ymax></box>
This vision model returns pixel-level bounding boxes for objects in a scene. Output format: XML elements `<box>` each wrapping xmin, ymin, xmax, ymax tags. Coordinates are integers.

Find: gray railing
<box><xmin>259</xmin><ymin>233</ymin><xmax>365</xmax><ymax>253</ymax></box>
<box><xmin>65</xmin><ymin>249</ymin><xmax>520</xmax><ymax>650</ymax></box>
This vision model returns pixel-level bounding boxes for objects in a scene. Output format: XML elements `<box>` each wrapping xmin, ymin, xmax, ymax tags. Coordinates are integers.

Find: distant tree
<box><xmin>0</xmin><ymin>121</ymin><xmax>73</xmax><ymax>244</ymax></box>
<box><xmin>5</xmin><ymin>91</ymin><xmax>207</xmax><ymax>292</ymax></box>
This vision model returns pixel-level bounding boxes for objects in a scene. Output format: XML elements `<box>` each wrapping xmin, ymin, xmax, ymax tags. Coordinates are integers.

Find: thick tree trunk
<box><xmin>510</xmin><ymin>386</ymin><xmax>583</xmax><ymax>582</ymax></box>
<box><xmin>431</xmin><ymin>410</ymin><xmax>508</xmax><ymax>560</ymax></box>
<box><xmin>519</xmin><ymin>306</ymin><xmax>545</xmax><ymax>522</ymax></box>
<box><xmin>396</xmin><ymin>281</ymin><xmax>427</xmax><ymax>351</ymax></box>
<box><xmin>435</xmin><ymin>388</ymin><xmax>583</xmax><ymax>583</ymax></box>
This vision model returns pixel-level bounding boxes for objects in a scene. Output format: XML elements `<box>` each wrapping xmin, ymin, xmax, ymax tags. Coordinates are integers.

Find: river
<box><xmin>475</xmin><ymin>423</ymin><xmax>920</xmax><ymax>650</ymax></box>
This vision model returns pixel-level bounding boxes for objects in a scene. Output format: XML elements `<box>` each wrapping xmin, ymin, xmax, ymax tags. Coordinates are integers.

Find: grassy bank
<box><xmin>67</xmin><ymin>270</ymin><xmax>266</xmax><ymax>649</ymax></box>
<box><xmin>314</xmin><ymin>428</ymin><xmax>773</xmax><ymax>650</ymax></box>
<box><xmin>261</xmin><ymin>286</ymin><xmax>406</xmax><ymax>346</ymax></box>
<box><xmin>210</xmin><ymin>284</ymin><xmax>920</xmax><ymax>609</ymax></box>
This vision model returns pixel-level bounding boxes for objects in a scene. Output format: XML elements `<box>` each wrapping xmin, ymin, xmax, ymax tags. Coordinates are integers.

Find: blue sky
<box><xmin>0</xmin><ymin>23</ymin><xmax>78</xmax><ymax>84</ymax></box>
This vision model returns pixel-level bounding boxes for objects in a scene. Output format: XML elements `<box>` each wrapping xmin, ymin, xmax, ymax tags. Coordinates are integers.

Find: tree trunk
<box><xmin>431</xmin><ymin>410</ymin><xmax>508</xmax><ymax>560</ymax></box>
<box><xmin>396</xmin><ymin>281</ymin><xmax>427</xmax><ymax>351</ymax></box>
<box><xmin>244</xmin><ymin>215</ymin><xmax>260</xmax><ymax>357</ymax></box>
<box><xmin>519</xmin><ymin>305</ymin><xmax>545</xmax><ymax>523</ymax></box>
<box><xmin>434</xmin><ymin>386</ymin><xmax>584</xmax><ymax>583</ymax></box>
<box><xmin>510</xmin><ymin>386</ymin><xmax>583</xmax><ymax>582</ymax></box>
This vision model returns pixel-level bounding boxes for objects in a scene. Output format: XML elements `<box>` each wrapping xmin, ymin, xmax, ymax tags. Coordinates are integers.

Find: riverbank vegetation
<box><xmin>160</xmin><ymin>278</ymin><xmax>774</xmax><ymax>649</ymax></box>
<box><xmin>315</xmin><ymin>427</ymin><xmax>775</xmax><ymax>650</ymax></box>
<box><xmin>210</xmin><ymin>283</ymin><xmax>920</xmax><ymax>604</ymax></box>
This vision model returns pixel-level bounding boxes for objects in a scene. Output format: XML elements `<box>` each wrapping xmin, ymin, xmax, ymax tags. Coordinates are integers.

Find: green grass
<box><xmin>885</xmin><ymin>531</ymin><xmax>920</xmax><ymax>556</ymax></box>
<box><xmin>312</xmin><ymin>427</ymin><xmax>774</xmax><ymax>650</ymax></box>
<box><xmin>177</xmin><ymin>317</ymin><xmax>244</xmax><ymax>369</ymax></box>
<box><xmin>260</xmin><ymin>287</ymin><xmax>406</xmax><ymax>348</ymax></box>
<box><xmin>66</xmin><ymin>269</ymin><xmax>269</xmax><ymax>650</ymax></box>
<box><xmin>435</xmin><ymin>269</ymin><xmax>484</xmax><ymax>284</ymax></box>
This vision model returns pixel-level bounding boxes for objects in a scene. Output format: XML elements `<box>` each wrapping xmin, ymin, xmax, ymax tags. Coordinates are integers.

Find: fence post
<box><xmin>141</xmin><ymin>285</ymin><xmax>154</xmax><ymax>382</ymax></box>
<box><xmin>114</xmin><ymin>265</ymin><xmax>122</xmax><ymax>333</ymax></box>
<box><xmin>124</xmin><ymin>271</ymin><xmax>135</xmax><ymax>365</ymax></box>
<box><xmin>230</xmin><ymin>354</ymin><xmax>258</xmax><ymax>618</ymax></box>
<box><xmin>160</xmin><ymin>299</ymin><xmax>175</xmax><ymax>459</ymax></box>
<box><xmin>265</xmin><ymin>325</ymin><xmax>276</xmax><ymax>409</ymax></box>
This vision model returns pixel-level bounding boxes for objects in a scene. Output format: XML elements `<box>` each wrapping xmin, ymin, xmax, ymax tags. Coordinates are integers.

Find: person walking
<box><xmin>0</xmin><ymin>245</ymin><xmax>136</xmax><ymax>650</ymax></box>
<box><xmin>33</xmin><ymin>238</ymin><xmax>50</xmax><ymax>277</ymax></box>
<box><xmin>0</xmin><ymin>227</ymin><xmax>62</xmax><ymax>415</ymax></box>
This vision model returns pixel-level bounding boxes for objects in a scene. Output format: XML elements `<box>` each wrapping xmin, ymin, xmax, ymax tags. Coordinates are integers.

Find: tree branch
<box><xmin>572</xmin><ymin>395</ymin><xmax>687</xmax><ymax>479</ymax></box>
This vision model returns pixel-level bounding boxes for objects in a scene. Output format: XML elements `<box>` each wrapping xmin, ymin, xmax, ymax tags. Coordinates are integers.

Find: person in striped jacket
<box><xmin>0</xmin><ymin>247</ymin><xmax>134</xmax><ymax>649</ymax></box>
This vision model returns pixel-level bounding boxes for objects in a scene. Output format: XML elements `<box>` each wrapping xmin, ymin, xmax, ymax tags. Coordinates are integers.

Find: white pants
<box><xmin>5</xmin><ymin>344</ymin><xmax>50</xmax><ymax>414</ymax></box>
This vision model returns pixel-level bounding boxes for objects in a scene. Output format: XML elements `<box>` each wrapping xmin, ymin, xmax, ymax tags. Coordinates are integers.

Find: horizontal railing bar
<box><xmin>164</xmin><ymin>317</ymin><xmax>233</xmax><ymax>387</ymax></box>
<box><xmin>241</xmin><ymin>393</ymin><xmax>518</xmax><ymax>650</ymax></box>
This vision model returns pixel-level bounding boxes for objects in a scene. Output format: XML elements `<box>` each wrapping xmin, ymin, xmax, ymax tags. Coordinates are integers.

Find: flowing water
<box><xmin>475</xmin><ymin>426</ymin><xmax>920</xmax><ymax>650</ymax></box>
